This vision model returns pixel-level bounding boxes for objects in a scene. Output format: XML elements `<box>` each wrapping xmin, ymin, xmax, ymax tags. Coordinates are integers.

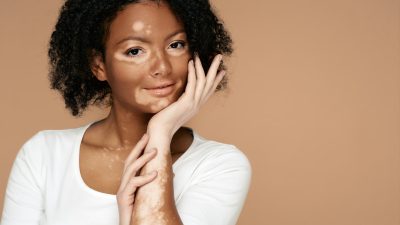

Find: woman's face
<box><xmin>95</xmin><ymin>1</ymin><xmax>191</xmax><ymax>113</ymax></box>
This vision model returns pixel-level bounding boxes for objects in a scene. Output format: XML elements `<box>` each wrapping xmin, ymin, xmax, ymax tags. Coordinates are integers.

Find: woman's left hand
<box><xmin>147</xmin><ymin>53</ymin><xmax>225</xmax><ymax>142</ymax></box>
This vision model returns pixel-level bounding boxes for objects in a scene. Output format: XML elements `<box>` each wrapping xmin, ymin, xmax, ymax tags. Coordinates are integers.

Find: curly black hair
<box><xmin>48</xmin><ymin>0</ymin><xmax>233</xmax><ymax>117</ymax></box>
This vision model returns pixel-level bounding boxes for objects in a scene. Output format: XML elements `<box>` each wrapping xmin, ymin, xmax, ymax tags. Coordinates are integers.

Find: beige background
<box><xmin>1</xmin><ymin>0</ymin><xmax>399</xmax><ymax>224</ymax></box>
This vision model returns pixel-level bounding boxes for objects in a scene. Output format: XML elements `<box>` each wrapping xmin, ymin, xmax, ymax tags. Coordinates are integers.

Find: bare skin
<box><xmin>86</xmin><ymin>1</ymin><xmax>225</xmax><ymax>225</ymax></box>
<box><xmin>79</xmin><ymin>122</ymin><xmax>193</xmax><ymax>195</ymax></box>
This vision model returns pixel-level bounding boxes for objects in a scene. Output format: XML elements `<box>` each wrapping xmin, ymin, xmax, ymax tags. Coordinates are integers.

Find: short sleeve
<box><xmin>1</xmin><ymin>132</ymin><xmax>46</xmax><ymax>225</ymax></box>
<box><xmin>176</xmin><ymin>146</ymin><xmax>252</xmax><ymax>225</ymax></box>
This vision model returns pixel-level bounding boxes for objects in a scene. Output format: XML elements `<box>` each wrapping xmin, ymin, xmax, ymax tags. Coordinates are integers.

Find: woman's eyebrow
<box><xmin>115</xmin><ymin>36</ymin><xmax>149</xmax><ymax>45</ymax></box>
<box><xmin>115</xmin><ymin>29</ymin><xmax>186</xmax><ymax>46</ymax></box>
<box><xmin>165</xmin><ymin>29</ymin><xmax>185</xmax><ymax>40</ymax></box>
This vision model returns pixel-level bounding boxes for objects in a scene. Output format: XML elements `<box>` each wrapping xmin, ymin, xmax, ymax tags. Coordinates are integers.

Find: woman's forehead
<box><xmin>107</xmin><ymin>2</ymin><xmax>185</xmax><ymax>45</ymax></box>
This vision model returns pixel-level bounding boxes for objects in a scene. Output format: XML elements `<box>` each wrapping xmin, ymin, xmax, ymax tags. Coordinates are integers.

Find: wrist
<box><xmin>147</xmin><ymin>127</ymin><xmax>173</xmax><ymax>142</ymax></box>
<box><xmin>145</xmin><ymin>131</ymin><xmax>172</xmax><ymax>154</ymax></box>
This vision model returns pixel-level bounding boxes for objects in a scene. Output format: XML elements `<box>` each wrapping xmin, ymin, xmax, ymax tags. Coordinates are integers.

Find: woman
<box><xmin>1</xmin><ymin>0</ymin><xmax>251</xmax><ymax>225</ymax></box>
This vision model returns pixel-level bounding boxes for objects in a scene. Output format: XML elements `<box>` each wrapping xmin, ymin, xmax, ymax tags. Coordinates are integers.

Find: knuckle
<box><xmin>146</xmin><ymin>151</ymin><xmax>156</xmax><ymax>158</ymax></box>
<box><xmin>126</xmin><ymin>163</ymin><xmax>139</xmax><ymax>174</ymax></box>
<box><xmin>129</xmin><ymin>178</ymin><xmax>138</xmax><ymax>186</ymax></box>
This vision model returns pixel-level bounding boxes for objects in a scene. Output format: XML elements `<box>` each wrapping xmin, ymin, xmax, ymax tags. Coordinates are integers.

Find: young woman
<box><xmin>1</xmin><ymin>0</ymin><xmax>251</xmax><ymax>224</ymax></box>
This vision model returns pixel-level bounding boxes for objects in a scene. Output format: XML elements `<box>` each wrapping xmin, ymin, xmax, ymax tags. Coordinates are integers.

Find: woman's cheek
<box><xmin>175</xmin><ymin>56</ymin><xmax>191</xmax><ymax>87</ymax></box>
<box><xmin>106</xmin><ymin>58</ymin><xmax>146</xmax><ymax>104</ymax></box>
<box><xmin>171</xmin><ymin>51</ymin><xmax>190</xmax><ymax>71</ymax></box>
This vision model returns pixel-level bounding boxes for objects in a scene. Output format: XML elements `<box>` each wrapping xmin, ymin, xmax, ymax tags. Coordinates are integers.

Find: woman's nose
<box><xmin>150</xmin><ymin>52</ymin><xmax>172</xmax><ymax>77</ymax></box>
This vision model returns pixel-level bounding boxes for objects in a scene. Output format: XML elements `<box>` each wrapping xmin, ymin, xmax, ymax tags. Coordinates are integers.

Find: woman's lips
<box><xmin>145</xmin><ymin>84</ymin><xmax>175</xmax><ymax>97</ymax></box>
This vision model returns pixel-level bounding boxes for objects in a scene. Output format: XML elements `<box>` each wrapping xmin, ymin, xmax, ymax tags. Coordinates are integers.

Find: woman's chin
<box><xmin>135</xmin><ymin>89</ymin><xmax>182</xmax><ymax>114</ymax></box>
<box><xmin>145</xmin><ymin>99</ymin><xmax>174</xmax><ymax>113</ymax></box>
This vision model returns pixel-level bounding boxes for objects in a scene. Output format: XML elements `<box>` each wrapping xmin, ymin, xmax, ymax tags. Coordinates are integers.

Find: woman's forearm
<box><xmin>130</xmin><ymin>133</ymin><xmax>183</xmax><ymax>225</ymax></box>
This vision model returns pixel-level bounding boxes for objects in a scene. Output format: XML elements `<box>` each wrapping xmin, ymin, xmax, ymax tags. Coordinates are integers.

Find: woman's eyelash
<box><xmin>125</xmin><ymin>41</ymin><xmax>186</xmax><ymax>57</ymax></box>
<box><xmin>126</xmin><ymin>48</ymin><xmax>143</xmax><ymax>57</ymax></box>
<box><xmin>170</xmin><ymin>41</ymin><xmax>186</xmax><ymax>48</ymax></box>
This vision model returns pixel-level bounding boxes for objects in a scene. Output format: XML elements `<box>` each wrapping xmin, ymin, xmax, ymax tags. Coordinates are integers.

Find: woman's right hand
<box><xmin>116</xmin><ymin>133</ymin><xmax>158</xmax><ymax>225</ymax></box>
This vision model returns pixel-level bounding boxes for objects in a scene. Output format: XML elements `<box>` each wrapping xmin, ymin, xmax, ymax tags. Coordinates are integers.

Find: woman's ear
<box><xmin>90</xmin><ymin>51</ymin><xmax>107</xmax><ymax>81</ymax></box>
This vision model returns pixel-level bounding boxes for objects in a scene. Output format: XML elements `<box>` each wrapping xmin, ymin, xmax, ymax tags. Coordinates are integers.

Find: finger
<box><xmin>120</xmin><ymin>148</ymin><xmax>157</xmax><ymax>190</ymax></box>
<box><xmin>201</xmin><ymin>54</ymin><xmax>223</xmax><ymax>101</ymax></box>
<box><xmin>194</xmin><ymin>54</ymin><xmax>206</xmax><ymax>103</ymax></box>
<box><xmin>129</xmin><ymin>171</ymin><xmax>158</xmax><ymax>187</ymax></box>
<box><xmin>123</xmin><ymin>133</ymin><xmax>149</xmax><ymax>172</ymax></box>
<box><xmin>204</xmin><ymin>70</ymin><xmax>226</xmax><ymax>100</ymax></box>
<box><xmin>184</xmin><ymin>59</ymin><xmax>196</xmax><ymax>99</ymax></box>
<box><xmin>120</xmin><ymin>171</ymin><xmax>158</xmax><ymax>197</ymax></box>
<box><xmin>126</xmin><ymin>148</ymin><xmax>157</xmax><ymax>179</ymax></box>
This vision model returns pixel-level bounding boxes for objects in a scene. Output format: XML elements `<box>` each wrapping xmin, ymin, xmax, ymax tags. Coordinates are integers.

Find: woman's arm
<box><xmin>117</xmin><ymin>133</ymin><xmax>159</xmax><ymax>225</ymax></box>
<box><xmin>130</xmin><ymin>133</ymin><xmax>252</xmax><ymax>225</ymax></box>
<box><xmin>130</xmin><ymin>54</ymin><xmax>225</xmax><ymax>225</ymax></box>
<box><xmin>130</xmin><ymin>133</ymin><xmax>182</xmax><ymax>225</ymax></box>
<box><xmin>1</xmin><ymin>132</ymin><xmax>45</xmax><ymax>225</ymax></box>
<box><xmin>173</xmin><ymin>146</ymin><xmax>251</xmax><ymax>225</ymax></box>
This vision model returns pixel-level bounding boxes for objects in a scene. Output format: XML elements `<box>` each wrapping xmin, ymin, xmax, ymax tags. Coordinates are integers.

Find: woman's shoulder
<box><xmin>10</xmin><ymin>124</ymin><xmax>88</xmax><ymax>178</ymax></box>
<box><xmin>178</xmin><ymin>131</ymin><xmax>252</xmax><ymax>196</ymax></box>
<box><xmin>18</xmin><ymin>123</ymin><xmax>88</xmax><ymax>159</ymax></box>
<box><xmin>189</xmin><ymin>130</ymin><xmax>252</xmax><ymax>173</ymax></box>
<box><xmin>24</xmin><ymin>124</ymin><xmax>87</xmax><ymax>146</ymax></box>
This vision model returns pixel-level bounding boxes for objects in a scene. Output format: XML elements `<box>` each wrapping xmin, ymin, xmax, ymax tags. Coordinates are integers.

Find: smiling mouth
<box><xmin>146</xmin><ymin>83</ymin><xmax>174</xmax><ymax>90</ymax></box>
<box><xmin>145</xmin><ymin>80</ymin><xmax>176</xmax><ymax>89</ymax></box>
<box><xmin>144</xmin><ymin>83</ymin><xmax>175</xmax><ymax>97</ymax></box>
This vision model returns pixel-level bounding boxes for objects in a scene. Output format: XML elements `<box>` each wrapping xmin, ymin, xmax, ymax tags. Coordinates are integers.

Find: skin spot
<box><xmin>144</xmin><ymin>24</ymin><xmax>152</xmax><ymax>35</ymax></box>
<box><xmin>132</xmin><ymin>21</ymin><xmax>145</xmax><ymax>32</ymax></box>
<box><xmin>144</xmin><ymin>24</ymin><xmax>153</xmax><ymax>35</ymax></box>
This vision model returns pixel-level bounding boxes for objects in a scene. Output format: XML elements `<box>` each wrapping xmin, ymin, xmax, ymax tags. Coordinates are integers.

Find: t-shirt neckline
<box><xmin>73</xmin><ymin>120</ymin><xmax>199</xmax><ymax>199</ymax></box>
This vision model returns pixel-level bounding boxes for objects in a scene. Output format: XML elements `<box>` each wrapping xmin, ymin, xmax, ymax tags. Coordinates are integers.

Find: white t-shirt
<box><xmin>1</xmin><ymin>121</ymin><xmax>252</xmax><ymax>225</ymax></box>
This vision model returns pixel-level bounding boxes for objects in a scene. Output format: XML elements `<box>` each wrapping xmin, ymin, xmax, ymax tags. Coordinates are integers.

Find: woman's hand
<box><xmin>116</xmin><ymin>133</ymin><xmax>158</xmax><ymax>225</ymax></box>
<box><xmin>147</xmin><ymin>53</ymin><xmax>226</xmax><ymax>141</ymax></box>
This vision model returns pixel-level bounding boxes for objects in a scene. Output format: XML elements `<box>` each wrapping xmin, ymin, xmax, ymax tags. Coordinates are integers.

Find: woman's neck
<box><xmin>95</xmin><ymin>104</ymin><xmax>153</xmax><ymax>151</ymax></box>
<box><xmin>89</xmin><ymin>103</ymin><xmax>193</xmax><ymax>154</ymax></box>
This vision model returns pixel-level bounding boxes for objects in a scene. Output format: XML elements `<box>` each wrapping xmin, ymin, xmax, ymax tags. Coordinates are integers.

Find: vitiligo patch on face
<box><xmin>136</xmin><ymin>91</ymin><xmax>171</xmax><ymax>113</ymax></box>
<box><xmin>131</xmin><ymin>20</ymin><xmax>152</xmax><ymax>36</ymax></box>
<box><xmin>169</xmin><ymin>48</ymin><xmax>188</xmax><ymax>57</ymax></box>
<box><xmin>145</xmin><ymin>24</ymin><xmax>152</xmax><ymax>35</ymax></box>
<box><xmin>113</xmin><ymin>51</ymin><xmax>148</xmax><ymax>64</ymax></box>
<box><xmin>132</xmin><ymin>21</ymin><xmax>145</xmax><ymax>32</ymax></box>
<box><xmin>150</xmin><ymin>99</ymin><xmax>170</xmax><ymax>112</ymax></box>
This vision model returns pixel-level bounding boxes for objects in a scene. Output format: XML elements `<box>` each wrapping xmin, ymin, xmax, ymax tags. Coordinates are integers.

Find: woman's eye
<box><xmin>170</xmin><ymin>41</ymin><xmax>186</xmax><ymax>49</ymax></box>
<box><xmin>126</xmin><ymin>48</ymin><xmax>143</xmax><ymax>57</ymax></box>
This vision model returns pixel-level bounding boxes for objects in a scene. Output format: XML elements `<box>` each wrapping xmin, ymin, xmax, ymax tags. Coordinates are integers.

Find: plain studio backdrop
<box><xmin>0</xmin><ymin>0</ymin><xmax>399</xmax><ymax>224</ymax></box>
